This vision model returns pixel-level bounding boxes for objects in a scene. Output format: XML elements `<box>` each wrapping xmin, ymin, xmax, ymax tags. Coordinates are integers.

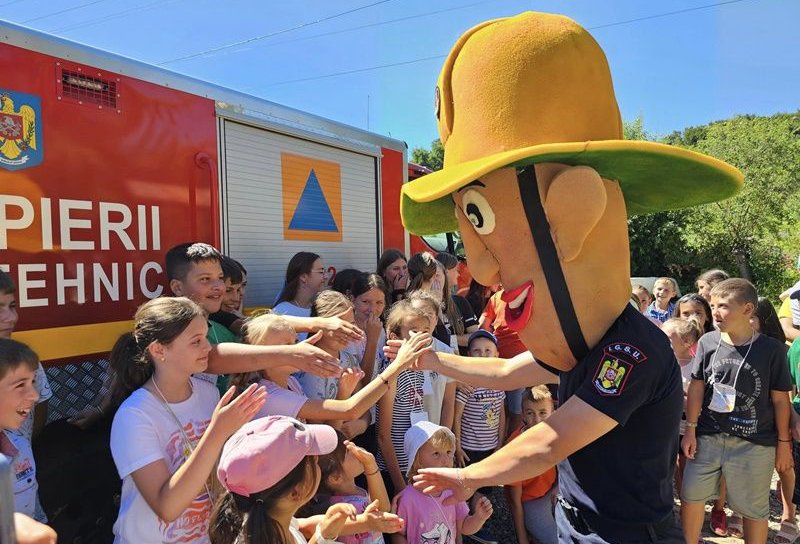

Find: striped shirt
<box><xmin>456</xmin><ymin>387</ymin><xmax>505</xmax><ymax>451</ymax></box>
<box><xmin>375</xmin><ymin>356</ymin><xmax>426</xmax><ymax>473</ymax></box>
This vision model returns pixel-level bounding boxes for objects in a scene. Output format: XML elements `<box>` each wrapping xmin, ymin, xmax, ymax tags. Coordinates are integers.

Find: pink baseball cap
<box><xmin>217</xmin><ymin>416</ymin><xmax>338</xmax><ymax>497</ymax></box>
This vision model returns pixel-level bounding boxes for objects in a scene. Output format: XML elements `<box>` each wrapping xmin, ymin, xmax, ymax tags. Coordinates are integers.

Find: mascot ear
<box><xmin>543</xmin><ymin>166</ymin><xmax>607</xmax><ymax>263</ymax></box>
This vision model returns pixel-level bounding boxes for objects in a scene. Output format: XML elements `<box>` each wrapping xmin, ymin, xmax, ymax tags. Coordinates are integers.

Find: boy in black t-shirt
<box><xmin>681</xmin><ymin>278</ymin><xmax>792</xmax><ymax>544</ymax></box>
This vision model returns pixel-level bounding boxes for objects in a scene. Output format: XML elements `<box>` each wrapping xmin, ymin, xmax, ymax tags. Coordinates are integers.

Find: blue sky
<box><xmin>3</xmin><ymin>0</ymin><xmax>798</xmax><ymax>151</ymax></box>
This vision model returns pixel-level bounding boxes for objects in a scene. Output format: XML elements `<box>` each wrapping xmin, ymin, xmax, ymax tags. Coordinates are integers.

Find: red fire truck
<box><xmin>0</xmin><ymin>21</ymin><xmax>432</xmax><ymax>418</ymax></box>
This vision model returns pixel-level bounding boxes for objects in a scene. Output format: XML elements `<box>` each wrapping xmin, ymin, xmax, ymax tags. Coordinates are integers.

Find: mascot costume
<box><xmin>402</xmin><ymin>12</ymin><xmax>743</xmax><ymax>543</ymax></box>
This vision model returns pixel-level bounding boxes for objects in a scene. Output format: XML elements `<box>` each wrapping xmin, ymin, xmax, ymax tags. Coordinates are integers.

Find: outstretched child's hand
<box><xmin>473</xmin><ymin>495</ymin><xmax>494</xmax><ymax>521</ymax></box>
<box><xmin>318</xmin><ymin>503</ymin><xmax>358</xmax><ymax>541</ymax></box>
<box><xmin>344</xmin><ymin>440</ymin><xmax>379</xmax><ymax>474</ymax></box>
<box><xmin>338</xmin><ymin>367</ymin><xmax>365</xmax><ymax>399</ymax></box>
<box><xmin>210</xmin><ymin>384</ymin><xmax>267</xmax><ymax>439</ymax></box>
<box><xmin>361</xmin><ymin>499</ymin><xmax>405</xmax><ymax>534</ymax></box>
<box><xmin>394</xmin><ymin>332</ymin><xmax>433</xmax><ymax>369</ymax></box>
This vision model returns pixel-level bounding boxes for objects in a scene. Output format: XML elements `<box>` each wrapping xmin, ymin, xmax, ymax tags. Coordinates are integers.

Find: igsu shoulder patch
<box><xmin>593</xmin><ymin>342</ymin><xmax>648</xmax><ymax>396</ymax></box>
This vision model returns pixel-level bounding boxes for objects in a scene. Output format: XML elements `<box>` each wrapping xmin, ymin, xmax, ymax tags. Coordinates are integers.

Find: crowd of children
<box><xmin>5</xmin><ymin>247</ymin><xmax>800</xmax><ymax>544</ymax></box>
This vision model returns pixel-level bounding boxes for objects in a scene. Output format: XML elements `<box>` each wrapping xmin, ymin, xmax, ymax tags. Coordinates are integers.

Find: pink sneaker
<box><xmin>710</xmin><ymin>508</ymin><xmax>727</xmax><ymax>537</ymax></box>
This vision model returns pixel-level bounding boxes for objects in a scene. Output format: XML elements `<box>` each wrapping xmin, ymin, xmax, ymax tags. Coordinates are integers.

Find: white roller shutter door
<box><xmin>221</xmin><ymin>120</ymin><xmax>379</xmax><ymax>307</ymax></box>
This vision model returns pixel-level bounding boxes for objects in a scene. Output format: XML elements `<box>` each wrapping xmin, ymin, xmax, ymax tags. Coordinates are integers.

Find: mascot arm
<box><xmin>435</xmin><ymin>350</ymin><xmax>558</xmax><ymax>390</ymax></box>
<box><xmin>464</xmin><ymin>395</ymin><xmax>616</xmax><ymax>488</ymax></box>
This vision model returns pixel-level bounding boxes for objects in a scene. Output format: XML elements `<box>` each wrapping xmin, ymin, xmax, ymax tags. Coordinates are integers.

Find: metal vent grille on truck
<box><xmin>58</xmin><ymin>67</ymin><xmax>118</xmax><ymax>109</ymax></box>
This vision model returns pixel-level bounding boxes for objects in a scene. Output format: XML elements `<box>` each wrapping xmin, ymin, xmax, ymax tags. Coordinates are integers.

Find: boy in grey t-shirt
<box><xmin>681</xmin><ymin>279</ymin><xmax>792</xmax><ymax>544</ymax></box>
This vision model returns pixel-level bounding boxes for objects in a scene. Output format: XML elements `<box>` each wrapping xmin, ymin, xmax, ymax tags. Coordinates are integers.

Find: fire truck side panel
<box><xmin>0</xmin><ymin>42</ymin><xmax>218</xmax><ymax>362</ymax></box>
<box><xmin>219</xmin><ymin>119</ymin><xmax>381</xmax><ymax>307</ymax></box>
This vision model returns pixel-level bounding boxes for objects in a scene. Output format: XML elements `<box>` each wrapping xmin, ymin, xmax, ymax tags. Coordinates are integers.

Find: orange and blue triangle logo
<box><xmin>288</xmin><ymin>169</ymin><xmax>338</xmax><ymax>232</ymax></box>
<box><xmin>282</xmin><ymin>153</ymin><xmax>343</xmax><ymax>242</ymax></box>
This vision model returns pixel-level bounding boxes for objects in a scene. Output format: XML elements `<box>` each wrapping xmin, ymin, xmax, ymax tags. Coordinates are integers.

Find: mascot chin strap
<box><xmin>517</xmin><ymin>167</ymin><xmax>589</xmax><ymax>362</ymax></box>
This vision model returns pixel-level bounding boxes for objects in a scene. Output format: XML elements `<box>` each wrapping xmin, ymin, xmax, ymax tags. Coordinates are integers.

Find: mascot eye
<box><xmin>462</xmin><ymin>189</ymin><xmax>495</xmax><ymax>235</ymax></box>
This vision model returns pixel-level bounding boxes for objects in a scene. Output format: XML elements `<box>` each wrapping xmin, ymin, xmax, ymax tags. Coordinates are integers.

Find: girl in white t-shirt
<box><xmin>109</xmin><ymin>297</ymin><xmax>266</xmax><ymax>544</ymax></box>
<box><xmin>228</xmin><ymin>310</ymin><xmax>431</xmax><ymax>436</ymax></box>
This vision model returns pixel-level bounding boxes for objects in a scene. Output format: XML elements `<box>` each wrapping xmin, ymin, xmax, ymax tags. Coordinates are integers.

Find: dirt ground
<box><xmin>478</xmin><ymin>471</ymin><xmax>795</xmax><ymax>543</ymax></box>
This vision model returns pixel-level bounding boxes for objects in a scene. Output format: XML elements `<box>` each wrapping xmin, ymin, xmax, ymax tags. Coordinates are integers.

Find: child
<box><xmin>376</xmin><ymin>300</ymin><xmax>435</xmax><ymax>495</ymax></box>
<box><xmin>696</xmin><ymin>269</ymin><xmax>730</xmax><ymax>303</ymax></box>
<box><xmin>661</xmin><ymin>318</ymin><xmax>702</xmax><ymax>496</ymax></box>
<box><xmin>0</xmin><ymin>339</ymin><xmax>41</xmax><ymax>520</ymax></box>
<box><xmin>209</xmin><ymin>255</ymin><xmax>247</xmax><ymax>336</ymax></box>
<box><xmin>232</xmin><ymin>313</ymin><xmax>431</xmax><ymax>434</ymax></box>
<box><xmin>453</xmin><ymin>330</ymin><xmax>505</xmax><ymax>544</ymax></box>
<box><xmin>273</xmin><ymin>252</ymin><xmax>328</xmax><ymax>325</ymax></box>
<box><xmin>0</xmin><ymin>271</ymin><xmax>52</xmax><ymax>442</ymax></box>
<box><xmin>211</xmin><ymin>416</ymin><xmax>356</xmax><ymax>544</ymax></box>
<box><xmin>662</xmin><ymin>318</ymin><xmax>703</xmax><ymax>397</ymax></box>
<box><xmin>342</xmin><ymin>273</ymin><xmax>388</xmax><ymax>452</ymax></box>
<box><xmin>631</xmin><ymin>284</ymin><xmax>653</xmax><ymax>314</ymax></box>
<box><xmin>645</xmin><ymin>277</ymin><xmax>678</xmax><ymax>324</ymax></box>
<box><xmin>506</xmin><ymin>386</ymin><xmax>558</xmax><ymax>544</ymax></box>
<box><xmin>109</xmin><ymin>297</ymin><xmax>266</xmax><ymax>543</ymax></box>
<box><xmin>681</xmin><ymin>279</ymin><xmax>793</xmax><ymax>544</ymax></box>
<box><xmin>0</xmin><ymin>271</ymin><xmax>52</xmax><ymax>523</ymax></box>
<box><xmin>407</xmin><ymin>291</ymin><xmax>458</xmax><ymax>428</ymax></box>
<box><xmin>672</xmin><ymin>293</ymin><xmax>714</xmax><ymax>334</ymax></box>
<box><xmin>165</xmin><ymin>242</ymin><xmax>237</xmax><ymax>345</ymax></box>
<box><xmin>316</xmin><ymin>433</ymin><xmax>394</xmax><ymax>543</ymax></box>
<box><xmin>454</xmin><ymin>331</ymin><xmax>506</xmax><ymax>469</ymax></box>
<box><xmin>393</xmin><ymin>421</ymin><xmax>492</xmax><ymax>544</ymax></box>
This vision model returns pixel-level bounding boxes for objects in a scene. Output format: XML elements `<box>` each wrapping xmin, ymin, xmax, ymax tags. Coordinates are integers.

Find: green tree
<box><xmin>411</xmin><ymin>138</ymin><xmax>444</xmax><ymax>171</ymax></box>
<box><xmin>675</xmin><ymin>113</ymin><xmax>800</xmax><ymax>297</ymax></box>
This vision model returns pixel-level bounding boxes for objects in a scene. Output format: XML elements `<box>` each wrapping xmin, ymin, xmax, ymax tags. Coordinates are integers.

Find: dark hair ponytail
<box><xmin>210</xmin><ymin>457</ymin><xmax>315</xmax><ymax>544</ymax></box>
<box><xmin>109</xmin><ymin>297</ymin><xmax>205</xmax><ymax>407</ymax></box>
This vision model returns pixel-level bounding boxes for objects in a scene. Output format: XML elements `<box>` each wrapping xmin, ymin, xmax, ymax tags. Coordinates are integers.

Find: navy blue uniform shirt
<box><xmin>545</xmin><ymin>304</ymin><xmax>683</xmax><ymax>525</ymax></box>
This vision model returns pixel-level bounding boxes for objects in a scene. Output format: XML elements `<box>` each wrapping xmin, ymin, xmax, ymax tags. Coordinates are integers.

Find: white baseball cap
<box><xmin>403</xmin><ymin>420</ymin><xmax>455</xmax><ymax>476</ymax></box>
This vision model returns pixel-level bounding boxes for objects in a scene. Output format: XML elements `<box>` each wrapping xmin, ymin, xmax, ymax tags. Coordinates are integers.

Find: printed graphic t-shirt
<box><xmin>455</xmin><ymin>386</ymin><xmax>505</xmax><ymax>451</ymax></box>
<box><xmin>1</xmin><ymin>429</ymin><xmax>40</xmax><ymax>520</ymax></box>
<box><xmin>691</xmin><ymin>330</ymin><xmax>791</xmax><ymax>446</ymax></box>
<box><xmin>395</xmin><ymin>486</ymin><xmax>469</xmax><ymax>544</ymax></box>
<box><xmin>328</xmin><ymin>490</ymin><xmax>385</xmax><ymax>544</ymax></box>
<box><xmin>110</xmin><ymin>378</ymin><xmax>220</xmax><ymax>544</ymax></box>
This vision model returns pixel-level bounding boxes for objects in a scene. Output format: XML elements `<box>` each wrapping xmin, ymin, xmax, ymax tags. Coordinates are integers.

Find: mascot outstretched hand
<box><xmin>401</xmin><ymin>12</ymin><xmax>742</xmax><ymax>543</ymax></box>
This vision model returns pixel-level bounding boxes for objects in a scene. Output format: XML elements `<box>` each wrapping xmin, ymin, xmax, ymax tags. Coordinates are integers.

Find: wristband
<box><xmin>685</xmin><ymin>421</ymin><xmax>697</xmax><ymax>428</ymax></box>
<box><xmin>378</xmin><ymin>374</ymin><xmax>389</xmax><ymax>386</ymax></box>
<box><xmin>779</xmin><ymin>438</ymin><xmax>793</xmax><ymax>443</ymax></box>
<box><xmin>364</xmin><ymin>469</ymin><xmax>379</xmax><ymax>476</ymax></box>
<box><xmin>314</xmin><ymin>525</ymin><xmax>339</xmax><ymax>544</ymax></box>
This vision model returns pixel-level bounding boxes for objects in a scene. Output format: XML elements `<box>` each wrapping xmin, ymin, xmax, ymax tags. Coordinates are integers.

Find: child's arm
<box><xmin>207</xmin><ymin>337</ymin><xmax>341</xmax><ymax>376</ymax></box>
<box><xmin>377</xmin><ymin>380</ymin><xmax>406</xmax><ymax>492</ymax></box>
<box><xmin>307</xmin><ymin>503</ymin><xmax>358</xmax><ymax>544</ymax></box>
<box><xmin>440</xmin><ymin>380</ymin><xmax>457</xmax><ymax>430</ymax></box>
<box><xmin>346</xmin><ymin>441</ymin><xmax>391</xmax><ymax>511</ymax></box>
<box><xmin>681</xmin><ymin>378</ymin><xmax>705</xmax><ymax>459</ymax></box>
<box><xmin>130</xmin><ymin>385</ymin><xmax>265</xmax><ymax>522</ymax></box>
<box><xmin>454</xmin><ymin>394</ymin><xmax>469</xmax><ymax>467</ymax></box>
<box><xmin>306</xmin><ymin>501</ymin><xmax>403</xmax><ymax>538</ymax></box>
<box><xmin>461</xmin><ymin>495</ymin><xmax>493</xmax><ymax>535</ymax></box>
<box><xmin>299</xmin><ymin>334</ymin><xmax>432</xmax><ymax>423</ymax></box>
<box><xmin>508</xmin><ymin>485</ymin><xmax>530</xmax><ymax>544</ymax></box>
<box><xmin>280</xmin><ymin>314</ymin><xmax>364</xmax><ymax>343</ymax></box>
<box><xmin>772</xmin><ymin>389</ymin><xmax>793</xmax><ymax>472</ymax></box>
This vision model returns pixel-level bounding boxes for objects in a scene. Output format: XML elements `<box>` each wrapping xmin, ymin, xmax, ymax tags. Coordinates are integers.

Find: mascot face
<box><xmin>452</xmin><ymin>164</ymin><xmax>631</xmax><ymax>370</ymax></box>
